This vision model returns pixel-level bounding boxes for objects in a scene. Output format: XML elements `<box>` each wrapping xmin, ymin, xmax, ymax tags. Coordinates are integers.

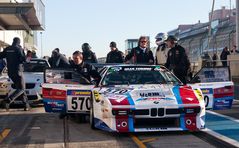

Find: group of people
<box><xmin>0</xmin><ymin>34</ymin><xmax>191</xmax><ymax>111</ymax></box>
<box><xmin>220</xmin><ymin>45</ymin><xmax>239</xmax><ymax>67</ymax></box>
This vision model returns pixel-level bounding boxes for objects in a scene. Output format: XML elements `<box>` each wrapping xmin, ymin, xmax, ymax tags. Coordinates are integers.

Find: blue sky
<box><xmin>39</xmin><ymin>0</ymin><xmax>235</xmax><ymax>58</ymax></box>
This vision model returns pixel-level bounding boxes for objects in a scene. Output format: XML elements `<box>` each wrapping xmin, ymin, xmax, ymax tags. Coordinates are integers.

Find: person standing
<box><xmin>230</xmin><ymin>45</ymin><xmax>239</xmax><ymax>54</ymax></box>
<box><xmin>0</xmin><ymin>37</ymin><xmax>30</xmax><ymax>111</ymax></box>
<box><xmin>106</xmin><ymin>41</ymin><xmax>124</xmax><ymax>63</ymax></box>
<box><xmin>125</xmin><ymin>36</ymin><xmax>154</xmax><ymax>64</ymax></box>
<box><xmin>220</xmin><ymin>47</ymin><xmax>230</xmax><ymax>67</ymax></box>
<box><xmin>82</xmin><ymin>43</ymin><xmax>98</xmax><ymax>63</ymax></box>
<box><xmin>164</xmin><ymin>35</ymin><xmax>190</xmax><ymax>84</ymax></box>
<box><xmin>48</xmin><ymin>48</ymin><xmax>70</xmax><ymax>68</ymax></box>
<box><xmin>155</xmin><ymin>33</ymin><xmax>169</xmax><ymax>65</ymax></box>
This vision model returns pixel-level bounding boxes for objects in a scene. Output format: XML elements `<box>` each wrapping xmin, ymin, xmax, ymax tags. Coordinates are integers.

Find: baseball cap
<box><xmin>165</xmin><ymin>35</ymin><xmax>177</xmax><ymax>42</ymax></box>
<box><xmin>110</xmin><ymin>41</ymin><xmax>117</xmax><ymax>48</ymax></box>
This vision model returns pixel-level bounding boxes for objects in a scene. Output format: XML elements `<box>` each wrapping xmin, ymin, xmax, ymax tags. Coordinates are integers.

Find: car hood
<box><xmin>0</xmin><ymin>72</ymin><xmax>43</xmax><ymax>83</ymax></box>
<box><xmin>99</xmin><ymin>84</ymin><xmax>201</xmax><ymax>108</ymax></box>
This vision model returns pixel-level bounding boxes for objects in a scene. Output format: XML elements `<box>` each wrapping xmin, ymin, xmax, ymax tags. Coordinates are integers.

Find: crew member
<box><xmin>70</xmin><ymin>50</ymin><xmax>101</xmax><ymax>84</ymax></box>
<box><xmin>165</xmin><ymin>35</ymin><xmax>190</xmax><ymax>84</ymax></box>
<box><xmin>106</xmin><ymin>41</ymin><xmax>124</xmax><ymax>63</ymax></box>
<box><xmin>0</xmin><ymin>37</ymin><xmax>30</xmax><ymax>111</ymax></box>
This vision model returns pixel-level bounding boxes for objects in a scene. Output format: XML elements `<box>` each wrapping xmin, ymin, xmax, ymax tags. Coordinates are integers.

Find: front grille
<box><xmin>134</xmin><ymin>118</ymin><xmax>180</xmax><ymax>128</ymax></box>
<box><xmin>12</xmin><ymin>83</ymin><xmax>35</xmax><ymax>89</ymax></box>
<box><xmin>133</xmin><ymin>109</ymin><xmax>149</xmax><ymax>115</ymax></box>
<box><xmin>166</xmin><ymin>107</ymin><xmax>201</xmax><ymax>115</ymax></box>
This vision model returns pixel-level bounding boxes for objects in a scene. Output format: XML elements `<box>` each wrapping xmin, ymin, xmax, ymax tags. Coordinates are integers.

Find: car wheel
<box><xmin>90</xmin><ymin>102</ymin><xmax>96</xmax><ymax>129</ymax></box>
<box><xmin>77</xmin><ymin>114</ymin><xmax>87</xmax><ymax>123</ymax></box>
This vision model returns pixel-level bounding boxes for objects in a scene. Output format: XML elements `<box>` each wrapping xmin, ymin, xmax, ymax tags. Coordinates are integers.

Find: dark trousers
<box><xmin>7</xmin><ymin>72</ymin><xmax>28</xmax><ymax>105</ymax></box>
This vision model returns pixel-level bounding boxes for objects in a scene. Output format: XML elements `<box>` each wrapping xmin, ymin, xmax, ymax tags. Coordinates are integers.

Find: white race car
<box><xmin>0</xmin><ymin>58</ymin><xmax>50</xmax><ymax>103</ymax></box>
<box><xmin>43</xmin><ymin>65</ymin><xmax>206</xmax><ymax>132</ymax></box>
<box><xmin>188</xmin><ymin>66</ymin><xmax>234</xmax><ymax>110</ymax></box>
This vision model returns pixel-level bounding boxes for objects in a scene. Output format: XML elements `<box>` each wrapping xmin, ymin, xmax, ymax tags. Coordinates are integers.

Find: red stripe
<box><xmin>184</xmin><ymin>115</ymin><xmax>198</xmax><ymax>131</ymax></box>
<box><xmin>179</xmin><ymin>87</ymin><xmax>199</xmax><ymax>104</ymax></box>
<box><xmin>214</xmin><ymin>93</ymin><xmax>234</xmax><ymax>98</ymax></box>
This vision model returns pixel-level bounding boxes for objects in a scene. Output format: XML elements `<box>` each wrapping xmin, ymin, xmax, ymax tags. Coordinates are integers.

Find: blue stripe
<box><xmin>206</xmin><ymin>112</ymin><xmax>239</xmax><ymax>141</ymax></box>
<box><xmin>172</xmin><ymin>86</ymin><xmax>187</xmax><ymax>129</ymax></box>
<box><xmin>126</xmin><ymin>93</ymin><xmax>135</xmax><ymax>132</ymax></box>
<box><xmin>172</xmin><ymin>86</ymin><xmax>182</xmax><ymax>105</ymax></box>
<box><xmin>180</xmin><ymin>115</ymin><xmax>186</xmax><ymax>130</ymax></box>
<box><xmin>128</xmin><ymin>115</ymin><xmax>134</xmax><ymax>132</ymax></box>
<box><xmin>126</xmin><ymin>93</ymin><xmax>135</xmax><ymax>106</ymax></box>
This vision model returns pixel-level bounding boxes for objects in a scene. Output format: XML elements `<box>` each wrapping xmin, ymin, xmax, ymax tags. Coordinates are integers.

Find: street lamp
<box><xmin>40</xmin><ymin>32</ymin><xmax>43</xmax><ymax>58</ymax></box>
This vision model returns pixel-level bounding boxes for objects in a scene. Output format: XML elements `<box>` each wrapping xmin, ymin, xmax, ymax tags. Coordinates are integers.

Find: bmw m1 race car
<box><xmin>43</xmin><ymin>65</ymin><xmax>206</xmax><ymax>132</ymax></box>
<box><xmin>188</xmin><ymin>66</ymin><xmax>234</xmax><ymax>110</ymax></box>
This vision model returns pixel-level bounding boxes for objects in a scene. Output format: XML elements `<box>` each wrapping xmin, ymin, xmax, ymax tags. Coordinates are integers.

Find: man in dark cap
<box><xmin>164</xmin><ymin>35</ymin><xmax>190</xmax><ymax>84</ymax></box>
<box><xmin>0</xmin><ymin>37</ymin><xmax>30</xmax><ymax>111</ymax></box>
<box><xmin>106</xmin><ymin>41</ymin><xmax>124</xmax><ymax>63</ymax></box>
<box><xmin>82</xmin><ymin>43</ymin><xmax>98</xmax><ymax>63</ymax></box>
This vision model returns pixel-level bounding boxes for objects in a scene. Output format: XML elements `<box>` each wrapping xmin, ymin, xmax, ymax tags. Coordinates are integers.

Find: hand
<box><xmin>125</xmin><ymin>60</ymin><xmax>130</xmax><ymax>64</ymax></box>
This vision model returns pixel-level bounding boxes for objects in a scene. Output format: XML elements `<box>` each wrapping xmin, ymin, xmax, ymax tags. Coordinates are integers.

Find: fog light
<box><xmin>121</xmin><ymin>121</ymin><xmax>127</xmax><ymax>127</ymax></box>
<box><xmin>186</xmin><ymin>119</ymin><xmax>192</xmax><ymax>125</ymax></box>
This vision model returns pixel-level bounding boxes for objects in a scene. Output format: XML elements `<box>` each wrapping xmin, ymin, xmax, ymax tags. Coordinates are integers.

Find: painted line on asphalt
<box><xmin>129</xmin><ymin>134</ymin><xmax>147</xmax><ymax>148</ymax></box>
<box><xmin>202</xmin><ymin>128</ymin><xmax>239</xmax><ymax>147</ymax></box>
<box><xmin>207</xmin><ymin>110</ymin><xmax>239</xmax><ymax>123</ymax></box>
<box><xmin>0</xmin><ymin>128</ymin><xmax>11</xmax><ymax>143</ymax></box>
<box><xmin>141</xmin><ymin>138</ymin><xmax>157</xmax><ymax>143</ymax></box>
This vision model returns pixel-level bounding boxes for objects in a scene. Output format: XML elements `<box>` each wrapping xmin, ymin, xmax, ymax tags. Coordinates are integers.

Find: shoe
<box><xmin>24</xmin><ymin>103</ymin><xmax>31</xmax><ymax>111</ymax></box>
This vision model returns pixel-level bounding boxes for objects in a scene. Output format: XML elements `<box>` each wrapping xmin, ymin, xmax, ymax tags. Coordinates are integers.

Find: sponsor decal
<box><xmin>67</xmin><ymin>90</ymin><xmax>91</xmax><ymax>96</ymax></box>
<box><xmin>139</xmin><ymin>92</ymin><xmax>165</xmax><ymax>97</ymax></box>
<box><xmin>194</xmin><ymin>89</ymin><xmax>203</xmax><ymax>101</ymax></box>
<box><xmin>104</xmin><ymin>88</ymin><xmax>130</xmax><ymax>94</ymax></box>
<box><xmin>146</xmin><ymin>127</ymin><xmax>168</xmax><ymax>131</ymax></box>
<box><xmin>201</xmin><ymin>88</ymin><xmax>212</xmax><ymax>94</ymax></box>
<box><xmin>47</xmin><ymin>101</ymin><xmax>64</xmax><ymax>107</ymax></box>
<box><xmin>109</xmin><ymin>67</ymin><xmax>122</xmax><ymax>72</ymax></box>
<box><xmin>124</xmin><ymin>67</ymin><xmax>152</xmax><ymax>71</ymax></box>
<box><xmin>153</xmin><ymin>101</ymin><xmax>159</xmax><ymax>104</ymax></box>
<box><xmin>93</xmin><ymin>90</ymin><xmax>101</xmax><ymax>102</ymax></box>
<box><xmin>136</xmin><ymin>97</ymin><xmax>174</xmax><ymax>102</ymax></box>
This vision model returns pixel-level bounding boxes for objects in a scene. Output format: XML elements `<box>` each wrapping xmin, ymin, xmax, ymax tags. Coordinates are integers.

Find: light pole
<box><xmin>40</xmin><ymin>32</ymin><xmax>43</xmax><ymax>58</ymax></box>
<box><xmin>236</xmin><ymin>0</ymin><xmax>239</xmax><ymax>50</ymax></box>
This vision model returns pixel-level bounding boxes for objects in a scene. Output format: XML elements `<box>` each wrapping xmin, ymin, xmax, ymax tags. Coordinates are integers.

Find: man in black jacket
<box><xmin>0</xmin><ymin>37</ymin><xmax>30</xmax><ymax>111</ymax></box>
<box><xmin>106</xmin><ymin>41</ymin><xmax>124</xmax><ymax>63</ymax></box>
<box><xmin>82</xmin><ymin>43</ymin><xmax>98</xmax><ymax>63</ymax></box>
<box><xmin>69</xmin><ymin>51</ymin><xmax>101</xmax><ymax>84</ymax></box>
<box><xmin>48</xmin><ymin>48</ymin><xmax>70</xmax><ymax>68</ymax></box>
<box><xmin>164</xmin><ymin>36</ymin><xmax>190</xmax><ymax>84</ymax></box>
<box><xmin>125</xmin><ymin>36</ymin><xmax>154</xmax><ymax>64</ymax></box>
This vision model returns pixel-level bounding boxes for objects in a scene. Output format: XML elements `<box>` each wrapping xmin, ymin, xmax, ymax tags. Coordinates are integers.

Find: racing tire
<box><xmin>90</xmin><ymin>102</ymin><xmax>96</xmax><ymax>130</ymax></box>
<box><xmin>76</xmin><ymin>114</ymin><xmax>87</xmax><ymax>123</ymax></box>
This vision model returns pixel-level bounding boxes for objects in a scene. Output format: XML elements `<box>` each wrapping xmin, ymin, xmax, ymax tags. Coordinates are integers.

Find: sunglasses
<box><xmin>140</xmin><ymin>40</ymin><xmax>147</xmax><ymax>43</ymax></box>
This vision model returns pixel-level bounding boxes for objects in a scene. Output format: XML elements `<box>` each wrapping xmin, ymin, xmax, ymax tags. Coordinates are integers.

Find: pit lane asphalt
<box><xmin>0</xmin><ymin>104</ymin><xmax>237</xmax><ymax>148</ymax></box>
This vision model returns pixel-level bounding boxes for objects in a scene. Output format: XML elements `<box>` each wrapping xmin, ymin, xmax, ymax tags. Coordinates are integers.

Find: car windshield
<box><xmin>24</xmin><ymin>60</ymin><xmax>49</xmax><ymax>72</ymax></box>
<box><xmin>101</xmin><ymin>66</ymin><xmax>180</xmax><ymax>86</ymax></box>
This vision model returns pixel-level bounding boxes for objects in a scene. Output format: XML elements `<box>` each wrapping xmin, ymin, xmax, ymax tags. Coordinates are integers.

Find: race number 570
<box><xmin>70</xmin><ymin>97</ymin><xmax>90</xmax><ymax>111</ymax></box>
